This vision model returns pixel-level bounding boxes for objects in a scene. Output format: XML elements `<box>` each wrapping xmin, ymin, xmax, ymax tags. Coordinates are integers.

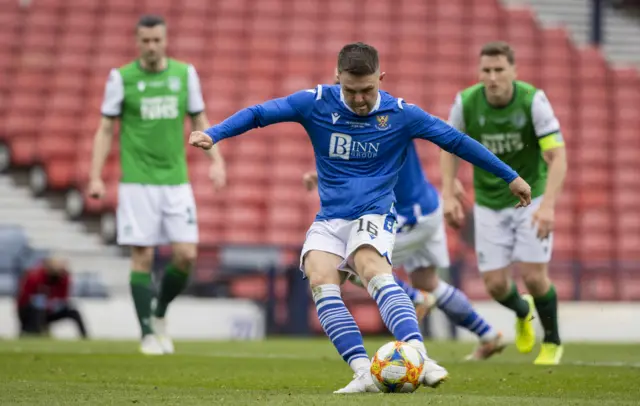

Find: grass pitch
<box><xmin>0</xmin><ymin>338</ymin><xmax>638</xmax><ymax>405</ymax></box>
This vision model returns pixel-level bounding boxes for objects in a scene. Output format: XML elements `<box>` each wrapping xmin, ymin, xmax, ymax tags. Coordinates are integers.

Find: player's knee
<box><xmin>482</xmin><ymin>269</ymin><xmax>510</xmax><ymax>299</ymax></box>
<box><xmin>520</xmin><ymin>263</ymin><xmax>550</xmax><ymax>296</ymax></box>
<box><xmin>172</xmin><ymin>243</ymin><xmax>197</xmax><ymax>271</ymax></box>
<box><xmin>303</xmin><ymin>251</ymin><xmax>342</xmax><ymax>288</ymax></box>
<box><xmin>131</xmin><ymin>246</ymin><xmax>154</xmax><ymax>272</ymax></box>
<box><xmin>353</xmin><ymin>245</ymin><xmax>391</xmax><ymax>284</ymax></box>
<box><xmin>410</xmin><ymin>266</ymin><xmax>439</xmax><ymax>292</ymax></box>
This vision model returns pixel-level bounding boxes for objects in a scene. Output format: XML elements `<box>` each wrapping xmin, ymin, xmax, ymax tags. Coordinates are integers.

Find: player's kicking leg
<box><xmin>346</xmin><ymin>214</ymin><xmax>448</xmax><ymax>391</ymax></box>
<box><xmin>152</xmin><ymin>184</ymin><xmax>200</xmax><ymax>354</ymax></box>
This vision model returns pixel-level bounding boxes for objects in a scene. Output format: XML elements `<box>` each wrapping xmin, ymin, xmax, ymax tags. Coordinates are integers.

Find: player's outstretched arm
<box><xmin>407</xmin><ymin>104</ymin><xmax>531</xmax><ymax>207</ymax></box>
<box><xmin>190</xmin><ymin>89</ymin><xmax>317</xmax><ymax>150</ymax></box>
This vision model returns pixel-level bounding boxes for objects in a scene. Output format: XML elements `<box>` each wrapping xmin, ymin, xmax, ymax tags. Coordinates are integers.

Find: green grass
<box><xmin>0</xmin><ymin>338</ymin><xmax>639</xmax><ymax>405</ymax></box>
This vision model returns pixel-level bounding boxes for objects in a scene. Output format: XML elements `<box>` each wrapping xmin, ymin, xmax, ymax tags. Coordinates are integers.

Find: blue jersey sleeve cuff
<box><xmin>203</xmin><ymin>128</ymin><xmax>219</xmax><ymax>143</ymax></box>
<box><xmin>504</xmin><ymin>171</ymin><xmax>518</xmax><ymax>184</ymax></box>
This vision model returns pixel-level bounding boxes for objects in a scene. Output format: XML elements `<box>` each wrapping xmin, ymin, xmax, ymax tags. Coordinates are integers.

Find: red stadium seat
<box><xmin>30</xmin><ymin>0</ymin><xmax>67</xmax><ymax>11</ymax></box>
<box><xmin>45</xmin><ymin>159</ymin><xmax>75</xmax><ymax>190</ymax></box>
<box><xmin>350</xmin><ymin>304</ymin><xmax>384</xmax><ymax>334</ymax></box>
<box><xmin>0</xmin><ymin>0</ymin><xmax>635</xmax><ymax>279</ymax></box>
<box><xmin>62</xmin><ymin>11</ymin><xmax>98</xmax><ymax>34</ymax></box>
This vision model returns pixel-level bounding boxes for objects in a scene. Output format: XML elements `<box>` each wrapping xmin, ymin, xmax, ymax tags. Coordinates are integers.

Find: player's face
<box><xmin>338</xmin><ymin>71</ymin><xmax>385</xmax><ymax>116</ymax></box>
<box><xmin>136</xmin><ymin>25</ymin><xmax>167</xmax><ymax>66</ymax></box>
<box><xmin>479</xmin><ymin>55</ymin><xmax>516</xmax><ymax>103</ymax></box>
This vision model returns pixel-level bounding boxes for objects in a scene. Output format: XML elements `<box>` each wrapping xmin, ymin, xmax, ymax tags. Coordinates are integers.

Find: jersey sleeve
<box><xmin>100</xmin><ymin>69</ymin><xmax>124</xmax><ymax>117</ymax></box>
<box><xmin>186</xmin><ymin>64</ymin><xmax>205</xmax><ymax>115</ymax></box>
<box><xmin>447</xmin><ymin>93</ymin><xmax>465</xmax><ymax>131</ymax></box>
<box><xmin>532</xmin><ymin>90</ymin><xmax>565</xmax><ymax>151</ymax></box>
<box><xmin>204</xmin><ymin>87</ymin><xmax>318</xmax><ymax>143</ymax></box>
<box><xmin>405</xmin><ymin>103</ymin><xmax>518</xmax><ymax>183</ymax></box>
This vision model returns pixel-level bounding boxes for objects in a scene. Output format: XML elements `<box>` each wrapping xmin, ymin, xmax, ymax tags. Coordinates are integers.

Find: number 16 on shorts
<box><xmin>347</xmin><ymin>214</ymin><xmax>397</xmax><ymax>264</ymax></box>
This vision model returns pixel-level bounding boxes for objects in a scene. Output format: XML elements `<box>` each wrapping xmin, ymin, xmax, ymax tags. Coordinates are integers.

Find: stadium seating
<box><xmin>0</xmin><ymin>0</ymin><xmax>639</xmax><ymax>302</ymax></box>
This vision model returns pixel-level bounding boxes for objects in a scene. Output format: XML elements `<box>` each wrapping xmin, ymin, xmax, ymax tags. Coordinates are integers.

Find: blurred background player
<box><xmin>16</xmin><ymin>256</ymin><xmax>88</xmax><ymax>339</ymax></box>
<box><xmin>190</xmin><ymin>42</ymin><xmax>532</xmax><ymax>393</ymax></box>
<box><xmin>87</xmin><ymin>15</ymin><xmax>227</xmax><ymax>355</ymax></box>
<box><xmin>303</xmin><ymin>142</ymin><xmax>506</xmax><ymax>361</ymax></box>
<box><xmin>441</xmin><ymin>41</ymin><xmax>567</xmax><ymax>365</ymax></box>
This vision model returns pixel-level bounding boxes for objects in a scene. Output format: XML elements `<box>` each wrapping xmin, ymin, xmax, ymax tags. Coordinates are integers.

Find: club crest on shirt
<box><xmin>375</xmin><ymin>115</ymin><xmax>390</xmax><ymax>130</ymax></box>
<box><xmin>168</xmin><ymin>76</ymin><xmax>181</xmax><ymax>92</ymax></box>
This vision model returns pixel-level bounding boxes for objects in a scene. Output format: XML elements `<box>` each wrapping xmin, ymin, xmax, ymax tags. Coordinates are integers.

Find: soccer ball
<box><xmin>370</xmin><ymin>341</ymin><xmax>424</xmax><ymax>393</ymax></box>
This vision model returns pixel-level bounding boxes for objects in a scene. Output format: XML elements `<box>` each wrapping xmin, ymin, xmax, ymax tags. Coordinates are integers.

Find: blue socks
<box><xmin>367</xmin><ymin>274</ymin><xmax>423</xmax><ymax>343</ymax></box>
<box><xmin>432</xmin><ymin>280</ymin><xmax>496</xmax><ymax>340</ymax></box>
<box><xmin>313</xmin><ymin>284</ymin><xmax>370</xmax><ymax>372</ymax></box>
<box><xmin>393</xmin><ymin>273</ymin><xmax>424</xmax><ymax>304</ymax></box>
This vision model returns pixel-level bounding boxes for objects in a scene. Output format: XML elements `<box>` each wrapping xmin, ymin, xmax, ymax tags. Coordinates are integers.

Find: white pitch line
<box><xmin>9</xmin><ymin>346</ymin><xmax>640</xmax><ymax>368</ymax></box>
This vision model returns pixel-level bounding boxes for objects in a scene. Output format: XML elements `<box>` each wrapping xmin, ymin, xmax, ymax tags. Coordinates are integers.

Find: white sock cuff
<box><xmin>366</xmin><ymin>273</ymin><xmax>396</xmax><ymax>297</ymax></box>
<box><xmin>432</xmin><ymin>280</ymin><xmax>452</xmax><ymax>300</ymax></box>
<box><xmin>349</xmin><ymin>357</ymin><xmax>371</xmax><ymax>373</ymax></box>
<box><xmin>311</xmin><ymin>284</ymin><xmax>341</xmax><ymax>303</ymax></box>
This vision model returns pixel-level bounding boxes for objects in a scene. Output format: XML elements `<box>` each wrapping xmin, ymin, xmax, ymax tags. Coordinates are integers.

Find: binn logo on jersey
<box><xmin>329</xmin><ymin>133</ymin><xmax>380</xmax><ymax>160</ymax></box>
<box><xmin>140</xmin><ymin>96</ymin><xmax>179</xmax><ymax>120</ymax></box>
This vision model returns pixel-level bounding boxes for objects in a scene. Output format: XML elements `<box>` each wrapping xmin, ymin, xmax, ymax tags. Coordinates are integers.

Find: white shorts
<box><xmin>474</xmin><ymin>196</ymin><xmax>553</xmax><ymax>272</ymax></box>
<box><xmin>116</xmin><ymin>183</ymin><xmax>199</xmax><ymax>246</ymax></box>
<box><xmin>299</xmin><ymin>213</ymin><xmax>397</xmax><ymax>276</ymax></box>
<box><xmin>393</xmin><ymin>205</ymin><xmax>451</xmax><ymax>273</ymax></box>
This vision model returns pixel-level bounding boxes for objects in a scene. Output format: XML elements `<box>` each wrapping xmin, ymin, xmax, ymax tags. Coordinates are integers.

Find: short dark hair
<box><xmin>137</xmin><ymin>15</ymin><xmax>166</xmax><ymax>30</ymax></box>
<box><xmin>480</xmin><ymin>41</ymin><xmax>515</xmax><ymax>65</ymax></box>
<box><xmin>337</xmin><ymin>42</ymin><xmax>379</xmax><ymax>76</ymax></box>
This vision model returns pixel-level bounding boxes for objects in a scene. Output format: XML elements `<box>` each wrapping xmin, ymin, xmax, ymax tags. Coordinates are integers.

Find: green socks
<box><xmin>130</xmin><ymin>271</ymin><xmax>153</xmax><ymax>337</ymax></box>
<box><xmin>534</xmin><ymin>285</ymin><xmax>561</xmax><ymax>345</ymax></box>
<box><xmin>497</xmin><ymin>282</ymin><xmax>530</xmax><ymax>319</ymax></box>
<box><xmin>154</xmin><ymin>264</ymin><xmax>190</xmax><ymax>319</ymax></box>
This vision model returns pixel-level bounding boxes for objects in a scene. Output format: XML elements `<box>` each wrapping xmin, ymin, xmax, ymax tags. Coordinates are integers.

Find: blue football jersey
<box><xmin>395</xmin><ymin>141</ymin><xmax>440</xmax><ymax>229</ymax></box>
<box><xmin>205</xmin><ymin>84</ymin><xmax>517</xmax><ymax>221</ymax></box>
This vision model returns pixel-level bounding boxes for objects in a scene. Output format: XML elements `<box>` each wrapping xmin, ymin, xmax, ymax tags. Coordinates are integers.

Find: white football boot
<box><xmin>420</xmin><ymin>357</ymin><xmax>449</xmax><ymax>388</ymax></box>
<box><xmin>139</xmin><ymin>334</ymin><xmax>164</xmax><ymax>355</ymax></box>
<box><xmin>152</xmin><ymin>317</ymin><xmax>175</xmax><ymax>354</ymax></box>
<box><xmin>333</xmin><ymin>369</ymin><xmax>380</xmax><ymax>394</ymax></box>
<box><xmin>407</xmin><ymin>341</ymin><xmax>449</xmax><ymax>388</ymax></box>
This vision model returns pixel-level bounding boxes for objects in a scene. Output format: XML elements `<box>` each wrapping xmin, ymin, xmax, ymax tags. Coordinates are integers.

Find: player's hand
<box><xmin>508</xmin><ymin>177</ymin><xmax>532</xmax><ymax>208</ymax></box>
<box><xmin>453</xmin><ymin>178</ymin><xmax>466</xmax><ymax>201</ymax></box>
<box><xmin>189</xmin><ymin>131</ymin><xmax>214</xmax><ymax>150</ymax></box>
<box><xmin>442</xmin><ymin>196</ymin><xmax>465</xmax><ymax>229</ymax></box>
<box><xmin>209</xmin><ymin>161</ymin><xmax>226</xmax><ymax>190</ymax></box>
<box><xmin>87</xmin><ymin>178</ymin><xmax>105</xmax><ymax>199</ymax></box>
<box><xmin>302</xmin><ymin>171</ymin><xmax>318</xmax><ymax>191</ymax></box>
<box><xmin>532</xmin><ymin>204</ymin><xmax>554</xmax><ymax>239</ymax></box>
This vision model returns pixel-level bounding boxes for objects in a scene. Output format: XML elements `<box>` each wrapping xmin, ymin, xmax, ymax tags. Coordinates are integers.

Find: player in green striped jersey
<box><xmin>441</xmin><ymin>42</ymin><xmax>567</xmax><ymax>365</ymax></box>
<box><xmin>88</xmin><ymin>15</ymin><xmax>226</xmax><ymax>355</ymax></box>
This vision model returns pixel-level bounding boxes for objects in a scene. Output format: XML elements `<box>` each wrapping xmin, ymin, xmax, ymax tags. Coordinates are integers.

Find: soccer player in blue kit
<box><xmin>189</xmin><ymin>42</ymin><xmax>532</xmax><ymax>394</ymax></box>
<box><xmin>303</xmin><ymin>141</ymin><xmax>507</xmax><ymax>361</ymax></box>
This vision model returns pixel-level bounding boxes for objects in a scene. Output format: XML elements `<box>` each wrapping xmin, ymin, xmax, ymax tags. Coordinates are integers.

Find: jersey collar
<box><xmin>340</xmin><ymin>89</ymin><xmax>382</xmax><ymax>115</ymax></box>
